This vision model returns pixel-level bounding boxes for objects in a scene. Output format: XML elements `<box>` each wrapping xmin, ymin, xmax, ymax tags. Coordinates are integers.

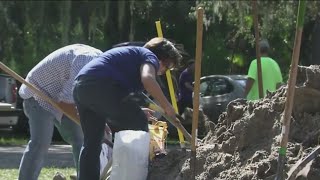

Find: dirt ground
<box><xmin>148</xmin><ymin>65</ymin><xmax>320</xmax><ymax>180</ymax></box>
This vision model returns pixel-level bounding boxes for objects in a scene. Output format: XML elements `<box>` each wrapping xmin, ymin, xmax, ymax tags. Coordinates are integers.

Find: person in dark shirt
<box><xmin>73</xmin><ymin>37</ymin><xmax>182</xmax><ymax>180</ymax></box>
<box><xmin>178</xmin><ymin>60</ymin><xmax>195</xmax><ymax>114</ymax></box>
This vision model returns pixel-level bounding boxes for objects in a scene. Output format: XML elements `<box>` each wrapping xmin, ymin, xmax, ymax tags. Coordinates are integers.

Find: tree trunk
<box><xmin>61</xmin><ymin>0</ymin><xmax>71</xmax><ymax>45</ymax></box>
<box><xmin>129</xmin><ymin>0</ymin><xmax>135</xmax><ymax>41</ymax></box>
<box><xmin>37</xmin><ymin>1</ymin><xmax>45</xmax><ymax>51</ymax></box>
<box><xmin>118</xmin><ymin>1</ymin><xmax>126</xmax><ymax>41</ymax></box>
<box><xmin>311</xmin><ymin>16</ymin><xmax>320</xmax><ymax>65</ymax></box>
<box><xmin>103</xmin><ymin>1</ymin><xmax>110</xmax><ymax>25</ymax></box>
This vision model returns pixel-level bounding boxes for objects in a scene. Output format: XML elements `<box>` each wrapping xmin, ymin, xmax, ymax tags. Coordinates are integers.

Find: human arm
<box><xmin>244</xmin><ymin>77</ymin><xmax>255</xmax><ymax>97</ymax></box>
<box><xmin>245</xmin><ymin>60</ymin><xmax>257</xmax><ymax>98</ymax></box>
<box><xmin>140</xmin><ymin>63</ymin><xmax>176</xmax><ymax>120</ymax></box>
<box><xmin>184</xmin><ymin>82</ymin><xmax>194</xmax><ymax>91</ymax></box>
<box><xmin>141</xmin><ymin>107</ymin><xmax>158</xmax><ymax>123</ymax></box>
<box><xmin>275</xmin><ymin>63</ymin><xmax>284</xmax><ymax>89</ymax></box>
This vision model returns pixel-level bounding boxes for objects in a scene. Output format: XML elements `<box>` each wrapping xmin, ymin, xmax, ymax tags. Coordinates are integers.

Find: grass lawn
<box><xmin>0</xmin><ymin>128</ymin><xmax>182</xmax><ymax>180</ymax></box>
<box><xmin>0</xmin><ymin>129</ymin><xmax>74</xmax><ymax>179</ymax></box>
<box><xmin>0</xmin><ymin>136</ymin><xmax>28</xmax><ymax>146</ymax></box>
<box><xmin>0</xmin><ymin>129</ymin><xmax>66</xmax><ymax>146</ymax></box>
<box><xmin>0</xmin><ymin>167</ymin><xmax>76</xmax><ymax>180</ymax></box>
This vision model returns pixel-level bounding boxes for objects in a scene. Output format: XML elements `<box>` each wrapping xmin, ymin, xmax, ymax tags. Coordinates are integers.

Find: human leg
<box><xmin>73</xmin><ymin>78</ymin><xmax>107</xmax><ymax>180</ymax></box>
<box><xmin>106</xmin><ymin>95</ymin><xmax>150</xmax><ymax>180</ymax></box>
<box><xmin>73</xmin><ymin>76</ymin><xmax>149</xmax><ymax>180</ymax></box>
<box><xmin>76</xmin><ymin>105</ymin><xmax>105</xmax><ymax>180</ymax></box>
<box><xmin>54</xmin><ymin>115</ymin><xmax>83</xmax><ymax>175</ymax></box>
<box><xmin>18</xmin><ymin>98</ymin><xmax>55</xmax><ymax>180</ymax></box>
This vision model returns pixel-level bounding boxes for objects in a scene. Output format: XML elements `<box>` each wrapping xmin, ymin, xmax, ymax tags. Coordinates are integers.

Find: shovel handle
<box><xmin>0</xmin><ymin>62</ymin><xmax>80</xmax><ymax>124</ymax></box>
<box><xmin>145</xmin><ymin>96</ymin><xmax>192</xmax><ymax>142</ymax></box>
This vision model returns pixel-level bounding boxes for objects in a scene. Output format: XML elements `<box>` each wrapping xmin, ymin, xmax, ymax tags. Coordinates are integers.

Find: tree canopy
<box><xmin>0</xmin><ymin>0</ymin><xmax>319</xmax><ymax>80</ymax></box>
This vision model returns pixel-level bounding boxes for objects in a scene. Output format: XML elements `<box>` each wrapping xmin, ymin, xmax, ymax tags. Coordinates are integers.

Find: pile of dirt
<box><xmin>148</xmin><ymin>65</ymin><xmax>320</xmax><ymax>180</ymax></box>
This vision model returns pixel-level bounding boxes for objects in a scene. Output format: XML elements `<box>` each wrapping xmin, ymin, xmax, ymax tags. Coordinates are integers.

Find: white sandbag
<box><xmin>100</xmin><ymin>142</ymin><xmax>110</xmax><ymax>175</ymax></box>
<box><xmin>110</xmin><ymin>130</ymin><xmax>150</xmax><ymax>180</ymax></box>
<box><xmin>100</xmin><ymin>124</ymin><xmax>113</xmax><ymax>176</ymax></box>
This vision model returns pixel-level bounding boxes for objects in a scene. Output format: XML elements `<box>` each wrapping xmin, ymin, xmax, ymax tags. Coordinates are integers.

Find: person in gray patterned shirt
<box><xmin>18</xmin><ymin>44</ymin><xmax>102</xmax><ymax>180</ymax></box>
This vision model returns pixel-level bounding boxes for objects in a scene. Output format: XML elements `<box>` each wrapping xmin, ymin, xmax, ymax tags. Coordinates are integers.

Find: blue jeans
<box><xmin>18</xmin><ymin>97</ymin><xmax>83</xmax><ymax>180</ymax></box>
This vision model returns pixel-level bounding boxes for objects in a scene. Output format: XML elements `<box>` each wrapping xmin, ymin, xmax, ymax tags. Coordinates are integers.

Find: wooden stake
<box><xmin>275</xmin><ymin>1</ymin><xmax>306</xmax><ymax>179</ymax></box>
<box><xmin>252</xmin><ymin>0</ymin><xmax>264</xmax><ymax>98</ymax></box>
<box><xmin>191</xmin><ymin>6</ymin><xmax>204</xmax><ymax>180</ymax></box>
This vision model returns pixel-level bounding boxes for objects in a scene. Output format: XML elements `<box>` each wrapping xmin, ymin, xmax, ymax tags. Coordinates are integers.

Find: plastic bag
<box><xmin>100</xmin><ymin>143</ymin><xmax>110</xmax><ymax>175</ymax></box>
<box><xmin>148</xmin><ymin>121</ymin><xmax>168</xmax><ymax>160</ymax></box>
<box><xmin>110</xmin><ymin>130</ymin><xmax>150</xmax><ymax>180</ymax></box>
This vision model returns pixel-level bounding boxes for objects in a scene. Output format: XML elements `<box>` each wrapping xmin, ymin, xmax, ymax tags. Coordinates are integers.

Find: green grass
<box><xmin>0</xmin><ymin>133</ymin><xmax>180</xmax><ymax>180</ymax></box>
<box><xmin>0</xmin><ymin>131</ymin><xmax>66</xmax><ymax>146</ymax></box>
<box><xmin>0</xmin><ymin>132</ymin><xmax>74</xmax><ymax>180</ymax></box>
<box><xmin>0</xmin><ymin>167</ymin><xmax>76</xmax><ymax>180</ymax></box>
<box><xmin>0</xmin><ymin>136</ymin><xmax>28</xmax><ymax>146</ymax></box>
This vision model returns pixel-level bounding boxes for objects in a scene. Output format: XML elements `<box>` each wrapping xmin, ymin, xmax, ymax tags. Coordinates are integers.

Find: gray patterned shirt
<box><xmin>19</xmin><ymin>44</ymin><xmax>102</xmax><ymax>120</ymax></box>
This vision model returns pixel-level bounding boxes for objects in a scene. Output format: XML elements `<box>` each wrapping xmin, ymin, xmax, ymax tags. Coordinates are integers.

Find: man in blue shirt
<box><xmin>73</xmin><ymin>37</ymin><xmax>182</xmax><ymax>180</ymax></box>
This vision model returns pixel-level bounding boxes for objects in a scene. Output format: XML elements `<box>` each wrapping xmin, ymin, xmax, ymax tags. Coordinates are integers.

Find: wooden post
<box><xmin>275</xmin><ymin>1</ymin><xmax>306</xmax><ymax>180</ymax></box>
<box><xmin>191</xmin><ymin>6</ymin><xmax>204</xmax><ymax>180</ymax></box>
<box><xmin>252</xmin><ymin>0</ymin><xmax>264</xmax><ymax>98</ymax></box>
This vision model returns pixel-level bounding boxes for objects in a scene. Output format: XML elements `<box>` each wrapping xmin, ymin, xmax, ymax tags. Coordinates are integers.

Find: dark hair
<box><xmin>144</xmin><ymin>37</ymin><xmax>182</xmax><ymax>67</ymax></box>
<box><xmin>259</xmin><ymin>39</ymin><xmax>270</xmax><ymax>54</ymax></box>
<box><xmin>187</xmin><ymin>59</ymin><xmax>195</xmax><ymax>66</ymax></box>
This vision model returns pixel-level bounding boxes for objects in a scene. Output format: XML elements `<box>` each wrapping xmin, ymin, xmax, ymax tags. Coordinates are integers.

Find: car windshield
<box><xmin>200</xmin><ymin>78</ymin><xmax>233</xmax><ymax>97</ymax></box>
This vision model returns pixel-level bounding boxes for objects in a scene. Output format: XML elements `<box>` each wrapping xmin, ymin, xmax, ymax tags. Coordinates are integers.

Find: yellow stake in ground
<box><xmin>155</xmin><ymin>21</ymin><xmax>185</xmax><ymax>148</ymax></box>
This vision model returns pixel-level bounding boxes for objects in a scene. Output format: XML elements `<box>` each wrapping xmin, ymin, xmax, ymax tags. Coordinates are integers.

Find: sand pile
<box><xmin>148</xmin><ymin>65</ymin><xmax>320</xmax><ymax>180</ymax></box>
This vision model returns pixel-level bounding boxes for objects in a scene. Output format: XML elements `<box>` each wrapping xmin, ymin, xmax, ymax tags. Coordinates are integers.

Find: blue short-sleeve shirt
<box><xmin>76</xmin><ymin>46</ymin><xmax>160</xmax><ymax>92</ymax></box>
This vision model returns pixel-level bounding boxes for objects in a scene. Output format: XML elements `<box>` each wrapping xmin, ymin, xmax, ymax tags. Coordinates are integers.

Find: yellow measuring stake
<box><xmin>155</xmin><ymin>21</ymin><xmax>185</xmax><ymax>148</ymax></box>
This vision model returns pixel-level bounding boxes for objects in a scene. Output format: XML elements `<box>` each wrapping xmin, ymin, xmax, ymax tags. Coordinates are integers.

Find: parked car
<box><xmin>198</xmin><ymin>75</ymin><xmax>247</xmax><ymax>122</ymax></box>
<box><xmin>13</xmin><ymin>81</ymin><xmax>29</xmax><ymax>133</ymax></box>
<box><xmin>0</xmin><ymin>74</ymin><xmax>23</xmax><ymax>128</ymax></box>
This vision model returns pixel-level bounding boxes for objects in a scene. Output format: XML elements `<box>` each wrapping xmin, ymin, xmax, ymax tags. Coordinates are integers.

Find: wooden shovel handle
<box><xmin>0</xmin><ymin>62</ymin><xmax>80</xmax><ymax>125</ymax></box>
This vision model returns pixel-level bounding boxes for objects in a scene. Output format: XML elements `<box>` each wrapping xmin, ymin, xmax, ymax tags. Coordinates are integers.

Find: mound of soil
<box><xmin>148</xmin><ymin>65</ymin><xmax>320</xmax><ymax>180</ymax></box>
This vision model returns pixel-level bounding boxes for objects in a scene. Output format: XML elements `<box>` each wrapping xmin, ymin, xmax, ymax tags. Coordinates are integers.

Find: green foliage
<box><xmin>0</xmin><ymin>168</ymin><xmax>75</xmax><ymax>180</ymax></box>
<box><xmin>0</xmin><ymin>136</ymin><xmax>28</xmax><ymax>146</ymax></box>
<box><xmin>195</xmin><ymin>0</ymin><xmax>319</xmax><ymax>77</ymax></box>
<box><xmin>0</xmin><ymin>0</ymin><xmax>319</xmax><ymax>78</ymax></box>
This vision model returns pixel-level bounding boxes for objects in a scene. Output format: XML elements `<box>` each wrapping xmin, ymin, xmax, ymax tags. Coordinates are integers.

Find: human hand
<box><xmin>163</xmin><ymin>105</ymin><xmax>178</xmax><ymax>124</ymax></box>
<box><xmin>141</xmin><ymin>107</ymin><xmax>158</xmax><ymax>123</ymax></box>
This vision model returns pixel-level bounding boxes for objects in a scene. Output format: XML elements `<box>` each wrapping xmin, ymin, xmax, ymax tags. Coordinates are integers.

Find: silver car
<box><xmin>198</xmin><ymin>75</ymin><xmax>247</xmax><ymax>122</ymax></box>
<box><xmin>0</xmin><ymin>74</ymin><xmax>22</xmax><ymax>127</ymax></box>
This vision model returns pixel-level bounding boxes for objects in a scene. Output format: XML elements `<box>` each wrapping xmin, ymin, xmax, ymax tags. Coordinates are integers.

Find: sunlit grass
<box><xmin>0</xmin><ymin>167</ymin><xmax>76</xmax><ymax>180</ymax></box>
<box><xmin>0</xmin><ymin>136</ymin><xmax>28</xmax><ymax>146</ymax></box>
<box><xmin>0</xmin><ymin>132</ymin><xmax>65</xmax><ymax>146</ymax></box>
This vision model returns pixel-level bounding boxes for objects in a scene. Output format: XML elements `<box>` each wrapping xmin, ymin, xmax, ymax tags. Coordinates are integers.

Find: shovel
<box><xmin>127</xmin><ymin>92</ymin><xmax>192</xmax><ymax>142</ymax></box>
<box><xmin>287</xmin><ymin>146</ymin><xmax>320</xmax><ymax>180</ymax></box>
